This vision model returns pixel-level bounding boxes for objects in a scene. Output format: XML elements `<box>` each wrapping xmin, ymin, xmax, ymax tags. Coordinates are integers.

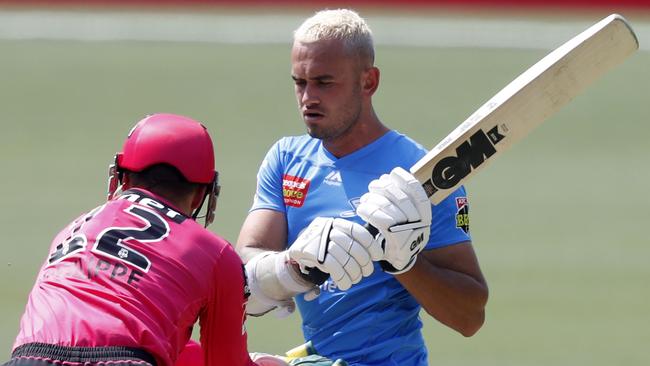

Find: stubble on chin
<box><xmin>305</xmin><ymin>122</ymin><xmax>338</xmax><ymax>141</ymax></box>
<box><xmin>304</xmin><ymin>122</ymin><xmax>321</xmax><ymax>139</ymax></box>
<box><xmin>304</xmin><ymin>98</ymin><xmax>362</xmax><ymax>141</ymax></box>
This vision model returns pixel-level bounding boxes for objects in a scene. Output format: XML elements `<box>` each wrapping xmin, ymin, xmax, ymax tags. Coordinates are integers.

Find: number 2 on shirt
<box><xmin>48</xmin><ymin>204</ymin><xmax>170</xmax><ymax>272</ymax></box>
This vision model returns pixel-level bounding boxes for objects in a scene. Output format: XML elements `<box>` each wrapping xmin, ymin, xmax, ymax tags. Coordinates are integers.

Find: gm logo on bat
<box><xmin>422</xmin><ymin>124</ymin><xmax>506</xmax><ymax>197</ymax></box>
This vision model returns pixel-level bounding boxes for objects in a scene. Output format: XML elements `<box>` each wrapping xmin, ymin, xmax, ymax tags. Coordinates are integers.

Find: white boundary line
<box><xmin>0</xmin><ymin>10</ymin><xmax>647</xmax><ymax>51</ymax></box>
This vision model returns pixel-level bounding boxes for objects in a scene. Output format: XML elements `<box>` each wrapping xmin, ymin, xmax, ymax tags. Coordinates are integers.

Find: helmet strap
<box><xmin>107</xmin><ymin>154</ymin><xmax>125</xmax><ymax>200</ymax></box>
<box><xmin>192</xmin><ymin>172</ymin><xmax>220</xmax><ymax>228</ymax></box>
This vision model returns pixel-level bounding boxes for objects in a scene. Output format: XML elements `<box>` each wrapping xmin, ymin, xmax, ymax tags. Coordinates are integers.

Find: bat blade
<box><xmin>412</xmin><ymin>14</ymin><xmax>638</xmax><ymax>204</ymax></box>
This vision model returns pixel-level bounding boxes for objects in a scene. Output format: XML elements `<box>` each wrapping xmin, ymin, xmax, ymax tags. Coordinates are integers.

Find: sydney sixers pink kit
<box><xmin>14</xmin><ymin>188</ymin><xmax>255</xmax><ymax>366</ymax></box>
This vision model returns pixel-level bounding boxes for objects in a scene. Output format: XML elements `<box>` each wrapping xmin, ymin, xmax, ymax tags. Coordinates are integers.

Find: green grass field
<box><xmin>1</xmin><ymin>12</ymin><xmax>649</xmax><ymax>365</ymax></box>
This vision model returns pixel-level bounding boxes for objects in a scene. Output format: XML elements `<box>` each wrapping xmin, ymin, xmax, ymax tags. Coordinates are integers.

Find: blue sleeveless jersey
<box><xmin>251</xmin><ymin>131</ymin><xmax>471</xmax><ymax>366</ymax></box>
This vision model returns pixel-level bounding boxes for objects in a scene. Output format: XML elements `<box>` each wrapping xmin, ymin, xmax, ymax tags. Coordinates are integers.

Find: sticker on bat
<box><xmin>422</xmin><ymin>124</ymin><xmax>506</xmax><ymax>197</ymax></box>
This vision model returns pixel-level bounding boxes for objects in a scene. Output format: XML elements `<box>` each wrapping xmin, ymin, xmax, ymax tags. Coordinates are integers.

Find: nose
<box><xmin>300</xmin><ymin>84</ymin><xmax>319</xmax><ymax>107</ymax></box>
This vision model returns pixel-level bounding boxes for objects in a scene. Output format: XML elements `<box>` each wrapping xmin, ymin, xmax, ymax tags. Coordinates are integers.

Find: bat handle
<box><xmin>302</xmin><ymin>266</ymin><xmax>329</xmax><ymax>286</ymax></box>
<box><xmin>364</xmin><ymin>222</ymin><xmax>379</xmax><ymax>237</ymax></box>
<box><xmin>366</xmin><ymin>223</ymin><xmax>401</xmax><ymax>273</ymax></box>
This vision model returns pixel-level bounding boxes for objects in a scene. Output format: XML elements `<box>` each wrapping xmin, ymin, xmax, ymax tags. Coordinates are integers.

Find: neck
<box><xmin>127</xmin><ymin>186</ymin><xmax>194</xmax><ymax>217</ymax></box>
<box><xmin>322</xmin><ymin>109</ymin><xmax>389</xmax><ymax>158</ymax></box>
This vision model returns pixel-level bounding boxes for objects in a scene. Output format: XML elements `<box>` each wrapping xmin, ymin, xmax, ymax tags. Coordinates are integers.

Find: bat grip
<box><xmin>366</xmin><ymin>223</ymin><xmax>400</xmax><ymax>273</ymax></box>
<box><xmin>364</xmin><ymin>222</ymin><xmax>379</xmax><ymax>237</ymax></box>
<box><xmin>302</xmin><ymin>266</ymin><xmax>329</xmax><ymax>286</ymax></box>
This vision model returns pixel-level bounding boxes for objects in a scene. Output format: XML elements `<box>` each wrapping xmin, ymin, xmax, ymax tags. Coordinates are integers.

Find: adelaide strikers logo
<box><xmin>282</xmin><ymin>174</ymin><xmax>310</xmax><ymax>207</ymax></box>
<box><xmin>455</xmin><ymin>197</ymin><xmax>470</xmax><ymax>233</ymax></box>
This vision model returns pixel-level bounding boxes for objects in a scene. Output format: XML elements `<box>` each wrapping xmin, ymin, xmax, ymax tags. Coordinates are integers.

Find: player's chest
<box><xmin>281</xmin><ymin>165</ymin><xmax>372</xmax><ymax>232</ymax></box>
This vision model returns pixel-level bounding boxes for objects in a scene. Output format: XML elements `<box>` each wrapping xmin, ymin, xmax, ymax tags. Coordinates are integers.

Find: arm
<box><xmin>235</xmin><ymin>209</ymin><xmax>305</xmax><ymax>316</ymax></box>
<box><xmin>236</xmin><ymin>209</ymin><xmax>288</xmax><ymax>262</ymax></box>
<box><xmin>237</xmin><ymin>209</ymin><xmax>382</xmax><ymax>316</ymax></box>
<box><xmin>236</xmin><ymin>208</ymin><xmax>315</xmax><ymax>316</ymax></box>
<box><xmin>395</xmin><ymin>242</ymin><xmax>488</xmax><ymax>337</ymax></box>
<box><xmin>357</xmin><ymin>167</ymin><xmax>488</xmax><ymax>336</ymax></box>
<box><xmin>200</xmin><ymin>244</ymin><xmax>257</xmax><ymax>366</ymax></box>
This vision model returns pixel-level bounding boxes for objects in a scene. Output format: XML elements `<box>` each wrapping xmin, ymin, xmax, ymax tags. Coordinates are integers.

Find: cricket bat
<box><xmin>413</xmin><ymin>14</ymin><xmax>638</xmax><ymax>204</ymax></box>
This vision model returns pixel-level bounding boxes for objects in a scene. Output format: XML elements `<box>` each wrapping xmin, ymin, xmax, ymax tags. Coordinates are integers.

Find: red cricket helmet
<box><xmin>108</xmin><ymin>113</ymin><xmax>220</xmax><ymax>227</ymax></box>
<box><xmin>118</xmin><ymin>113</ymin><xmax>215</xmax><ymax>183</ymax></box>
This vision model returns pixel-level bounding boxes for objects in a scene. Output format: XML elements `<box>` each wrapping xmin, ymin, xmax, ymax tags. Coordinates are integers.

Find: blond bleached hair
<box><xmin>293</xmin><ymin>9</ymin><xmax>375</xmax><ymax>65</ymax></box>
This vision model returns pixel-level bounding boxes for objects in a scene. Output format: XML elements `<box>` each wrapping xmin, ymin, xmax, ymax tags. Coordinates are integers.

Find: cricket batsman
<box><xmin>236</xmin><ymin>9</ymin><xmax>489</xmax><ymax>366</ymax></box>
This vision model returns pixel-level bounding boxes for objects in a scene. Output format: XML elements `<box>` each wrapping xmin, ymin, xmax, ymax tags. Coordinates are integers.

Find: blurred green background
<box><xmin>0</xmin><ymin>8</ymin><xmax>649</xmax><ymax>366</ymax></box>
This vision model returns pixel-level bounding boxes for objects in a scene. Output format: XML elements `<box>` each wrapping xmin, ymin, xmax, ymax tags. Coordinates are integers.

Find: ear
<box><xmin>121</xmin><ymin>173</ymin><xmax>132</xmax><ymax>189</ymax></box>
<box><xmin>361</xmin><ymin>66</ymin><xmax>380</xmax><ymax>97</ymax></box>
<box><xmin>191</xmin><ymin>185</ymin><xmax>208</xmax><ymax>210</ymax></box>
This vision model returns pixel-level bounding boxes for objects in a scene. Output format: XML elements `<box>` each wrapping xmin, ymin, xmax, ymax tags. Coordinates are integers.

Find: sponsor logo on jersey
<box><xmin>118</xmin><ymin>191</ymin><xmax>186</xmax><ymax>224</ymax></box>
<box><xmin>324</xmin><ymin>170</ymin><xmax>343</xmax><ymax>186</ymax></box>
<box><xmin>283</xmin><ymin>174</ymin><xmax>310</xmax><ymax>207</ymax></box>
<box><xmin>319</xmin><ymin>279</ymin><xmax>339</xmax><ymax>294</ymax></box>
<box><xmin>455</xmin><ymin>197</ymin><xmax>470</xmax><ymax>233</ymax></box>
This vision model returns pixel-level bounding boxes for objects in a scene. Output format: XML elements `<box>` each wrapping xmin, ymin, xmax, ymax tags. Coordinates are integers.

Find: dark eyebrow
<box><xmin>291</xmin><ymin>75</ymin><xmax>334</xmax><ymax>81</ymax></box>
<box><xmin>312</xmin><ymin>75</ymin><xmax>334</xmax><ymax>82</ymax></box>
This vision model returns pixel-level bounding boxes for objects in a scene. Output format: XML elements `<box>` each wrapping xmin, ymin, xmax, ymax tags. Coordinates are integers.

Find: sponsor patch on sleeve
<box><xmin>282</xmin><ymin>174</ymin><xmax>310</xmax><ymax>207</ymax></box>
<box><xmin>455</xmin><ymin>197</ymin><xmax>470</xmax><ymax>233</ymax></box>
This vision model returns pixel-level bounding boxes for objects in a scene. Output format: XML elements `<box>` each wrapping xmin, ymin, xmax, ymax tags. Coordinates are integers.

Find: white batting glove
<box><xmin>245</xmin><ymin>251</ymin><xmax>306</xmax><ymax>317</ymax></box>
<box><xmin>250</xmin><ymin>353</ymin><xmax>290</xmax><ymax>366</ymax></box>
<box><xmin>289</xmin><ymin>217</ymin><xmax>383</xmax><ymax>291</ymax></box>
<box><xmin>357</xmin><ymin>167</ymin><xmax>432</xmax><ymax>274</ymax></box>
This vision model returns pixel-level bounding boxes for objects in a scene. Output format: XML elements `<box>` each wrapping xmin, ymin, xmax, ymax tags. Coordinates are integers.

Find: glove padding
<box><xmin>244</xmin><ymin>251</ymin><xmax>304</xmax><ymax>317</ymax></box>
<box><xmin>249</xmin><ymin>351</ymin><xmax>347</xmax><ymax>366</ymax></box>
<box><xmin>357</xmin><ymin>167</ymin><xmax>432</xmax><ymax>274</ymax></box>
<box><xmin>250</xmin><ymin>353</ymin><xmax>290</xmax><ymax>366</ymax></box>
<box><xmin>284</xmin><ymin>341</ymin><xmax>348</xmax><ymax>366</ymax></box>
<box><xmin>288</xmin><ymin>217</ymin><xmax>383</xmax><ymax>290</ymax></box>
<box><xmin>288</xmin><ymin>355</ymin><xmax>348</xmax><ymax>366</ymax></box>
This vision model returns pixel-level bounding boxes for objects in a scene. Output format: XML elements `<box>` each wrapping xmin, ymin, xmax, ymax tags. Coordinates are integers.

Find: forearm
<box><xmin>236</xmin><ymin>209</ymin><xmax>289</xmax><ymax>263</ymax></box>
<box><xmin>396</xmin><ymin>250</ymin><xmax>488</xmax><ymax>337</ymax></box>
<box><xmin>355</xmin><ymin>167</ymin><xmax>487</xmax><ymax>335</ymax></box>
<box><xmin>237</xmin><ymin>243</ymin><xmax>275</xmax><ymax>263</ymax></box>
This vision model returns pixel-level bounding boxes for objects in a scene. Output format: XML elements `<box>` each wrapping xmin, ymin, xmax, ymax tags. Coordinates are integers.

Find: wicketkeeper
<box><xmin>2</xmin><ymin>114</ymin><xmax>291</xmax><ymax>366</ymax></box>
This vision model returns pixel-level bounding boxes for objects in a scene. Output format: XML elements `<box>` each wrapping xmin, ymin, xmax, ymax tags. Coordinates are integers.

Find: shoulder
<box><xmin>273</xmin><ymin>134</ymin><xmax>319</xmax><ymax>155</ymax></box>
<box><xmin>194</xmin><ymin>228</ymin><xmax>243</xmax><ymax>267</ymax></box>
<box><xmin>260</xmin><ymin>135</ymin><xmax>321</xmax><ymax>170</ymax></box>
<box><xmin>390</xmin><ymin>130</ymin><xmax>428</xmax><ymax>156</ymax></box>
<box><xmin>182</xmin><ymin>226</ymin><xmax>245</xmax><ymax>277</ymax></box>
<box><xmin>188</xmin><ymin>224</ymin><xmax>232</xmax><ymax>253</ymax></box>
<box><xmin>372</xmin><ymin>130</ymin><xmax>428</xmax><ymax>167</ymax></box>
<box><xmin>209</xmin><ymin>238</ymin><xmax>245</xmax><ymax>288</ymax></box>
<box><xmin>215</xmin><ymin>242</ymin><xmax>243</xmax><ymax>268</ymax></box>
